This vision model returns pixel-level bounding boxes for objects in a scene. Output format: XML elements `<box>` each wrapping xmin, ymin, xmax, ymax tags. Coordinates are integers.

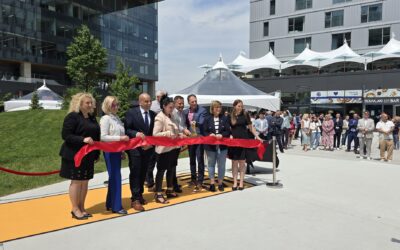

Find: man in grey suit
<box><xmin>357</xmin><ymin>111</ymin><xmax>375</xmax><ymax>160</ymax></box>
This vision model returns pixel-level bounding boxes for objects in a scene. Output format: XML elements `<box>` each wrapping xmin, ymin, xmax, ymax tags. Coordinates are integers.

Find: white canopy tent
<box><xmin>281</xmin><ymin>41</ymin><xmax>363</xmax><ymax>70</ymax></box>
<box><xmin>230</xmin><ymin>51</ymin><xmax>282</xmax><ymax>73</ymax></box>
<box><xmin>4</xmin><ymin>81</ymin><xmax>63</xmax><ymax>112</ymax></box>
<box><xmin>365</xmin><ymin>34</ymin><xmax>400</xmax><ymax>63</ymax></box>
<box><xmin>174</xmin><ymin>57</ymin><xmax>280</xmax><ymax>111</ymax></box>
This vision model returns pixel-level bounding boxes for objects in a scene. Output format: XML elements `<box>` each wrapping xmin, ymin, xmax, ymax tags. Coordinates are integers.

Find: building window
<box><xmin>295</xmin><ymin>0</ymin><xmax>312</xmax><ymax>11</ymax></box>
<box><xmin>269</xmin><ymin>41</ymin><xmax>275</xmax><ymax>53</ymax></box>
<box><xmin>263</xmin><ymin>22</ymin><xmax>269</xmax><ymax>36</ymax></box>
<box><xmin>325</xmin><ymin>10</ymin><xmax>344</xmax><ymax>28</ymax></box>
<box><xmin>294</xmin><ymin>37</ymin><xmax>311</xmax><ymax>53</ymax></box>
<box><xmin>288</xmin><ymin>16</ymin><xmax>304</xmax><ymax>32</ymax></box>
<box><xmin>332</xmin><ymin>32</ymin><xmax>351</xmax><ymax>49</ymax></box>
<box><xmin>368</xmin><ymin>27</ymin><xmax>390</xmax><ymax>46</ymax></box>
<box><xmin>361</xmin><ymin>4</ymin><xmax>382</xmax><ymax>23</ymax></box>
<box><xmin>333</xmin><ymin>0</ymin><xmax>351</xmax><ymax>4</ymax></box>
<box><xmin>270</xmin><ymin>0</ymin><xmax>276</xmax><ymax>15</ymax></box>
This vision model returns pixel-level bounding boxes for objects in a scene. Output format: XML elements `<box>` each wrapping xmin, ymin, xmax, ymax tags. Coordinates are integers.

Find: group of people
<box><xmin>59</xmin><ymin>91</ymin><xmax>262</xmax><ymax>220</ymax></box>
<box><xmin>295</xmin><ymin>111</ymin><xmax>399</xmax><ymax>161</ymax></box>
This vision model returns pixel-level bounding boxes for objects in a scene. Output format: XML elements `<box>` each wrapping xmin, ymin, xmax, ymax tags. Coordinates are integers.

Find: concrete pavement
<box><xmin>1</xmin><ymin>139</ymin><xmax>399</xmax><ymax>250</ymax></box>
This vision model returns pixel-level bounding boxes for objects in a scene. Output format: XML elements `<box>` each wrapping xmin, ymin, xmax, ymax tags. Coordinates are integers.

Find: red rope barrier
<box><xmin>0</xmin><ymin>166</ymin><xmax>60</xmax><ymax>176</ymax></box>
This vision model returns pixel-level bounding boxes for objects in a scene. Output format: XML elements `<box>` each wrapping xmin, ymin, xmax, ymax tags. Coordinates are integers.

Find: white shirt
<box><xmin>376</xmin><ymin>120</ymin><xmax>395</xmax><ymax>140</ymax></box>
<box><xmin>214</xmin><ymin>117</ymin><xmax>220</xmax><ymax>134</ymax></box>
<box><xmin>140</xmin><ymin>106</ymin><xmax>152</xmax><ymax>125</ymax></box>
<box><xmin>150</xmin><ymin>100</ymin><xmax>161</xmax><ymax>113</ymax></box>
<box><xmin>100</xmin><ymin>114</ymin><xmax>125</xmax><ymax>142</ymax></box>
<box><xmin>172</xmin><ymin>108</ymin><xmax>187</xmax><ymax>132</ymax></box>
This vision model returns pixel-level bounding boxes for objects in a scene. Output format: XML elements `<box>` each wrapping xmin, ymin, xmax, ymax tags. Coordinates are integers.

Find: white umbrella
<box><xmin>309</xmin><ymin>55</ymin><xmax>329</xmax><ymax>72</ymax></box>
<box><xmin>363</xmin><ymin>51</ymin><xmax>386</xmax><ymax>70</ymax></box>
<box><xmin>334</xmin><ymin>53</ymin><xmax>356</xmax><ymax>72</ymax></box>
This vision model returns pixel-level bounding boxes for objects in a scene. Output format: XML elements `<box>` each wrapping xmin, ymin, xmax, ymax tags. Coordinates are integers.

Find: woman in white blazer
<box><xmin>100</xmin><ymin>96</ymin><xmax>129</xmax><ymax>215</ymax></box>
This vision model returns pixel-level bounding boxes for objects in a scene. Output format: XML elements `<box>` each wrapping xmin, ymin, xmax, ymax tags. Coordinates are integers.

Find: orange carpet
<box><xmin>0</xmin><ymin>173</ymin><xmax>254</xmax><ymax>243</ymax></box>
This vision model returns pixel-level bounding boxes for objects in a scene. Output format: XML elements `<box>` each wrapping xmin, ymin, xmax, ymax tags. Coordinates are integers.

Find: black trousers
<box><xmin>294</xmin><ymin>126</ymin><xmax>301</xmax><ymax>139</ymax></box>
<box><xmin>155</xmin><ymin>150</ymin><xmax>176</xmax><ymax>193</ymax></box>
<box><xmin>333</xmin><ymin>131</ymin><xmax>341</xmax><ymax>148</ymax></box>
<box><xmin>282</xmin><ymin>128</ymin><xmax>290</xmax><ymax>148</ymax></box>
<box><xmin>273</xmin><ymin>133</ymin><xmax>284</xmax><ymax>153</ymax></box>
<box><xmin>188</xmin><ymin>144</ymin><xmax>205</xmax><ymax>184</ymax></box>
<box><xmin>166</xmin><ymin>148</ymin><xmax>180</xmax><ymax>189</ymax></box>
<box><xmin>145</xmin><ymin>152</ymin><xmax>157</xmax><ymax>187</ymax></box>
<box><xmin>127</xmin><ymin>148</ymin><xmax>154</xmax><ymax>201</ymax></box>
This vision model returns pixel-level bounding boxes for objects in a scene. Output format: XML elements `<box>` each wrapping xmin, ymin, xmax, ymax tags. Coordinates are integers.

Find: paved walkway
<box><xmin>1</xmin><ymin>139</ymin><xmax>399</xmax><ymax>250</ymax></box>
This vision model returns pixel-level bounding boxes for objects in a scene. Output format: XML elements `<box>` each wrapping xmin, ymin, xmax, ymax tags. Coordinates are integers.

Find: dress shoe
<box><xmin>174</xmin><ymin>187</ymin><xmax>183</xmax><ymax>193</ymax></box>
<box><xmin>113</xmin><ymin>209</ymin><xmax>128</xmax><ymax>215</ymax></box>
<box><xmin>232</xmin><ymin>186</ymin><xmax>238</xmax><ymax>191</ymax></box>
<box><xmin>238</xmin><ymin>186</ymin><xmax>244</xmax><ymax>191</ymax></box>
<box><xmin>209</xmin><ymin>184</ymin><xmax>216</xmax><ymax>192</ymax></box>
<box><xmin>131</xmin><ymin>200</ymin><xmax>145</xmax><ymax>212</ymax></box>
<box><xmin>218</xmin><ymin>184</ymin><xmax>224</xmax><ymax>191</ymax></box>
<box><xmin>139</xmin><ymin>198</ymin><xmax>148</xmax><ymax>205</ymax></box>
<box><xmin>71</xmin><ymin>211</ymin><xmax>88</xmax><ymax>220</ymax></box>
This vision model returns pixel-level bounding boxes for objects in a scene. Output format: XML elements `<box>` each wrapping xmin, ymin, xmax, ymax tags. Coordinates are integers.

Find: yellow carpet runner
<box><xmin>0</xmin><ymin>173</ymin><xmax>254</xmax><ymax>243</ymax></box>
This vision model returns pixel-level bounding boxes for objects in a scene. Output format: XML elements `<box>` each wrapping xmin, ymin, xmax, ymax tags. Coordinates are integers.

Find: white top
<box><xmin>214</xmin><ymin>117</ymin><xmax>220</xmax><ymax>134</ymax></box>
<box><xmin>150</xmin><ymin>100</ymin><xmax>161</xmax><ymax>114</ymax></box>
<box><xmin>310</xmin><ymin>121</ymin><xmax>321</xmax><ymax>133</ymax></box>
<box><xmin>376</xmin><ymin>120</ymin><xmax>395</xmax><ymax>140</ymax></box>
<box><xmin>100</xmin><ymin>114</ymin><xmax>125</xmax><ymax>142</ymax></box>
<box><xmin>140</xmin><ymin>106</ymin><xmax>152</xmax><ymax>124</ymax></box>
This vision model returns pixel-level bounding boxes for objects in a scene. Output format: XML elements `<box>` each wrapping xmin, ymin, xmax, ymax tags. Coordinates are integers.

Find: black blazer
<box><xmin>203</xmin><ymin>115</ymin><xmax>231</xmax><ymax>151</ymax></box>
<box><xmin>334</xmin><ymin>118</ymin><xmax>343</xmax><ymax>132</ymax></box>
<box><xmin>59</xmin><ymin>112</ymin><xmax>100</xmax><ymax>161</ymax></box>
<box><xmin>124</xmin><ymin>107</ymin><xmax>156</xmax><ymax>155</ymax></box>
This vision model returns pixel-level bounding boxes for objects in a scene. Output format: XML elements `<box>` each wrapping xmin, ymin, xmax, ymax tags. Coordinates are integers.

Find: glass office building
<box><xmin>0</xmin><ymin>0</ymin><xmax>161</xmax><ymax>96</ymax></box>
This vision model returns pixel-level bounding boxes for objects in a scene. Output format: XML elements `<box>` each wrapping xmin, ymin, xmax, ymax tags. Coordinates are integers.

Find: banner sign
<box><xmin>311</xmin><ymin>90</ymin><xmax>362</xmax><ymax>104</ymax></box>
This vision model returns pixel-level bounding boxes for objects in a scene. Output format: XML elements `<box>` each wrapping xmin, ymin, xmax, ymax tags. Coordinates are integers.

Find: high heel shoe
<box><xmin>232</xmin><ymin>186</ymin><xmax>238</xmax><ymax>191</ymax></box>
<box><xmin>154</xmin><ymin>193</ymin><xmax>169</xmax><ymax>204</ymax></box>
<box><xmin>83</xmin><ymin>213</ymin><xmax>93</xmax><ymax>217</ymax></box>
<box><xmin>71</xmin><ymin>211</ymin><xmax>88</xmax><ymax>220</ymax></box>
<box><xmin>238</xmin><ymin>186</ymin><xmax>244</xmax><ymax>191</ymax></box>
<box><xmin>166</xmin><ymin>190</ymin><xmax>179</xmax><ymax>198</ymax></box>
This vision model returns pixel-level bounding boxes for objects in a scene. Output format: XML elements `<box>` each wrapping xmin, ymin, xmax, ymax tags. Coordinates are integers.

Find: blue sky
<box><xmin>157</xmin><ymin>0</ymin><xmax>249</xmax><ymax>93</ymax></box>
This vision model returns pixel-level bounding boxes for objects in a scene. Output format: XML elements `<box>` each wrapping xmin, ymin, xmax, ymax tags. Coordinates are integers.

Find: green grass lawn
<box><xmin>0</xmin><ymin>110</ymin><xmax>188</xmax><ymax>197</ymax></box>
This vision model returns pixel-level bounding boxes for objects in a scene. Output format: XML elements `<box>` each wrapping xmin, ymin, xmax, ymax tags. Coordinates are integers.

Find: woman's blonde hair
<box><xmin>302</xmin><ymin>113</ymin><xmax>309</xmax><ymax>120</ymax></box>
<box><xmin>102</xmin><ymin>96</ymin><xmax>118</xmax><ymax>115</ymax></box>
<box><xmin>209</xmin><ymin>100</ymin><xmax>222</xmax><ymax>114</ymax></box>
<box><xmin>68</xmin><ymin>92</ymin><xmax>96</xmax><ymax>114</ymax></box>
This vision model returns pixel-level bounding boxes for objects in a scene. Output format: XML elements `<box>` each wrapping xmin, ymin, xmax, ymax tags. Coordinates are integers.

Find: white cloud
<box><xmin>157</xmin><ymin>0</ymin><xmax>249</xmax><ymax>93</ymax></box>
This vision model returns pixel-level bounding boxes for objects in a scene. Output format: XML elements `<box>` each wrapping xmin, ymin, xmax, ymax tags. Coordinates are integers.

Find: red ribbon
<box><xmin>0</xmin><ymin>166</ymin><xmax>60</xmax><ymax>176</ymax></box>
<box><xmin>74</xmin><ymin>136</ymin><xmax>267</xmax><ymax>167</ymax></box>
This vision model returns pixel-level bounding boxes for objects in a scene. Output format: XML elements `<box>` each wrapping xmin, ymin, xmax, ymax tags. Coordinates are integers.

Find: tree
<box><xmin>66</xmin><ymin>25</ymin><xmax>107</xmax><ymax>92</ymax></box>
<box><xmin>109</xmin><ymin>59</ymin><xmax>140</xmax><ymax>118</ymax></box>
<box><xmin>30</xmin><ymin>91</ymin><xmax>42</xmax><ymax>110</ymax></box>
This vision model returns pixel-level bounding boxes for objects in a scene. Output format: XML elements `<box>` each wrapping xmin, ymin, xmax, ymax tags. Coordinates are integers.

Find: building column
<box><xmin>19</xmin><ymin>62</ymin><xmax>31</xmax><ymax>82</ymax></box>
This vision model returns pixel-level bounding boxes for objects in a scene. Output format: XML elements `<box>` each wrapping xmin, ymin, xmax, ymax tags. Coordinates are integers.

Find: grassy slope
<box><xmin>0</xmin><ymin>110</ymin><xmax>189</xmax><ymax>197</ymax></box>
<box><xmin>0</xmin><ymin>110</ymin><xmax>107</xmax><ymax>197</ymax></box>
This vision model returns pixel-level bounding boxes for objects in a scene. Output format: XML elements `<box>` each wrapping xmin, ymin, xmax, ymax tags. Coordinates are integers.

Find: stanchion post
<box><xmin>266</xmin><ymin>136</ymin><xmax>283</xmax><ymax>188</ymax></box>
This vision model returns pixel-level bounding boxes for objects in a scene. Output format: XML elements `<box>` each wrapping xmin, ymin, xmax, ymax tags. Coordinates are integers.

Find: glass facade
<box><xmin>0</xmin><ymin>0</ymin><xmax>159</xmax><ymax>87</ymax></box>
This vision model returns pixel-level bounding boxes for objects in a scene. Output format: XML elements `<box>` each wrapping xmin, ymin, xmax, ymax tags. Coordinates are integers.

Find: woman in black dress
<box><xmin>59</xmin><ymin>93</ymin><xmax>100</xmax><ymax>220</ymax></box>
<box><xmin>229</xmin><ymin>100</ymin><xmax>261</xmax><ymax>190</ymax></box>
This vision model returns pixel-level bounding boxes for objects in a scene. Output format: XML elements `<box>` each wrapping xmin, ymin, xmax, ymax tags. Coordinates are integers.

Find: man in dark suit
<box><xmin>124</xmin><ymin>93</ymin><xmax>156</xmax><ymax>212</ymax></box>
<box><xmin>333</xmin><ymin>113</ymin><xmax>343</xmax><ymax>150</ymax></box>
<box><xmin>271</xmin><ymin>111</ymin><xmax>284</xmax><ymax>153</ymax></box>
<box><xmin>183</xmin><ymin>94</ymin><xmax>208</xmax><ymax>192</ymax></box>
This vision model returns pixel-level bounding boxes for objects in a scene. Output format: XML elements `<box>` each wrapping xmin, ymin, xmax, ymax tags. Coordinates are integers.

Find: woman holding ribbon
<box><xmin>100</xmin><ymin>96</ymin><xmax>129</xmax><ymax>215</ymax></box>
<box><xmin>203</xmin><ymin>100</ymin><xmax>231</xmax><ymax>192</ymax></box>
<box><xmin>152</xmin><ymin>95</ymin><xmax>183</xmax><ymax>204</ymax></box>
<box><xmin>59</xmin><ymin>93</ymin><xmax>100</xmax><ymax>220</ymax></box>
<box><xmin>228</xmin><ymin>99</ymin><xmax>262</xmax><ymax>191</ymax></box>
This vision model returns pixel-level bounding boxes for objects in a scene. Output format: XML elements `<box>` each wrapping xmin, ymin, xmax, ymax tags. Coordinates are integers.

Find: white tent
<box><xmin>230</xmin><ymin>51</ymin><xmax>282</xmax><ymax>73</ymax></box>
<box><xmin>281</xmin><ymin>41</ymin><xmax>363</xmax><ymax>69</ymax></box>
<box><xmin>174</xmin><ymin>57</ymin><xmax>280</xmax><ymax>111</ymax></box>
<box><xmin>364</xmin><ymin>34</ymin><xmax>400</xmax><ymax>63</ymax></box>
<box><xmin>4</xmin><ymin>81</ymin><xmax>63</xmax><ymax>112</ymax></box>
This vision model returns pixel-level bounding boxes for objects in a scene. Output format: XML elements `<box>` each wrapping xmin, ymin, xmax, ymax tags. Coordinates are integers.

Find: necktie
<box><xmin>144</xmin><ymin>111</ymin><xmax>149</xmax><ymax>131</ymax></box>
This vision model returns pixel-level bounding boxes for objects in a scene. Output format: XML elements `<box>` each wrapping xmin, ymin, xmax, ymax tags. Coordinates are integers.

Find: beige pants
<box><xmin>379</xmin><ymin>140</ymin><xmax>394</xmax><ymax>160</ymax></box>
